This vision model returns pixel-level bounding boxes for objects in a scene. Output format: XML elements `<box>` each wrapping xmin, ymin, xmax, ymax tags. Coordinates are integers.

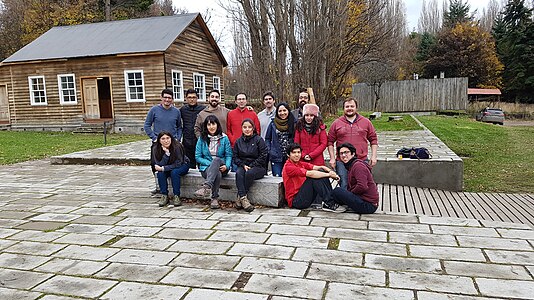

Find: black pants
<box><xmin>236</xmin><ymin>166</ymin><xmax>265</xmax><ymax>197</ymax></box>
<box><xmin>183</xmin><ymin>139</ymin><xmax>198</xmax><ymax>169</ymax></box>
<box><xmin>292</xmin><ymin>177</ymin><xmax>333</xmax><ymax>209</ymax></box>
<box><xmin>331</xmin><ymin>187</ymin><xmax>377</xmax><ymax>214</ymax></box>
<box><xmin>150</xmin><ymin>141</ymin><xmax>157</xmax><ymax>173</ymax></box>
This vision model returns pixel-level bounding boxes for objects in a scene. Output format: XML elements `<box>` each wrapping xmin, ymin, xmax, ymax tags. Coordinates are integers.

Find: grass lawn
<box><xmin>418</xmin><ymin>115</ymin><xmax>534</xmax><ymax>193</ymax></box>
<box><xmin>324</xmin><ymin>112</ymin><xmax>420</xmax><ymax>131</ymax></box>
<box><xmin>0</xmin><ymin>131</ymin><xmax>146</xmax><ymax>165</ymax></box>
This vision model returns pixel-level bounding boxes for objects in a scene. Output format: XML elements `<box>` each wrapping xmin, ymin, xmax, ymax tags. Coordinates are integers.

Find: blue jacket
<box><xmin>265</xmin><ymin>122</ymin><xmax>294</xmax><ymax>163</ymax></box>
<box><xmin>195</xmin><ymin>134</ymin><xmax>233</xmax><ymax>171</ymax></box>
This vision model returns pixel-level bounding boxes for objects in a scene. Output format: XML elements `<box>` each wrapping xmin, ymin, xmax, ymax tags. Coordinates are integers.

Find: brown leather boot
<box><xmin>240</xmin><ymin>195</ymin><xmax>254</xmax><ymax>212</ymax></box>
<box><xmin>235</xmin><ymin>195</ymin><xmax>243</xmax><ymax>209</ymax></box>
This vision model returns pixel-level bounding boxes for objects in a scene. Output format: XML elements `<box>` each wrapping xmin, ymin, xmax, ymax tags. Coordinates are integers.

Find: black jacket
<box><xmin>180</xmin><ymin>104</ymin><xmax>205</xmax><ymax>146</ymax></box>
<box><xmin>233</xmin><ymin>134</ymin><xmax>268</xmax><ymax>168</ymax></box>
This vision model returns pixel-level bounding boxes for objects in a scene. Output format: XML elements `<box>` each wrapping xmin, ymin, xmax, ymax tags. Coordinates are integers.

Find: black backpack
<box><xmin>396</xmin><ymin>147</ymin><xmax>432</xmax><ymax>159</ymax></box>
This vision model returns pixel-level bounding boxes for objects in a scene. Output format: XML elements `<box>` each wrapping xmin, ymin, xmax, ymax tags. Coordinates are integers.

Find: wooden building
<box><xmin>0</xmin><ymin>13</ymin><xmax>227</xmax><ymax>133</ymax></box>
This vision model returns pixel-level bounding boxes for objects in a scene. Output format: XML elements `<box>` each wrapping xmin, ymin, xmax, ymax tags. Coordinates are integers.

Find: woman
<box><xmin>153</xmin><ymin>131</ymin><xmax>190</xmax><ymax>207</ymax></box>
<box><xmin>194</xmin><ymin>115</ymin><xmax>233</xmax><ymax>209</ymax></box>
<box><xmin>294</xmin><ymin>104</ymin><xmax>327</xmax><ymax>166</ymax></box>
<box><xmin>265</xmin><ymin>102</ymin><xmax>295</xmax><ymax>176</ymax></box>
<box><xmin>233</xmin><ymin>119</ymin><xmax>268</xmax><ymax>212</ymax></box>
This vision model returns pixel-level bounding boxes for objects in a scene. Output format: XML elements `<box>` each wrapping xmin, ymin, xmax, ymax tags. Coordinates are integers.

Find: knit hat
<box><xmin>303</xmin><ymin>104</ymin><xmax>319</xmax><ymax>116</ymax></box>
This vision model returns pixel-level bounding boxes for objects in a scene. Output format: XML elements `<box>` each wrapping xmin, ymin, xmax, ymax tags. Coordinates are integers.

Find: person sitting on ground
<box><xmin>282</xmin><ymin>143</ymin><xmax>343</xmax><ymax>210</ymax></box>
<box><xmin>294</xmin><ymin>103</ymin><xmax>327</xmax><ymax>166</ymax></box>
<box><xmin>328</xmin><ymin>143</ymin><xmax>379</xmax><ymax>214</ymax></box>
<box><xmin>233</xmin><ymin>119</ymin><xmax>268</xmax><ymax>212</ymax></box>
<box><xmin>194</xmin><ymin>115</ymin><xmax>233</xmax><ymax>209</ymax></box>
<box><xmin>153</xmin><ymin>131</ymin><xmax>190</xmax><ymax>207</ymax></box>
<box><xmin>265</xmin><ymin>102</ymin><xmax>295</xmax><ymax>176</ymax></box>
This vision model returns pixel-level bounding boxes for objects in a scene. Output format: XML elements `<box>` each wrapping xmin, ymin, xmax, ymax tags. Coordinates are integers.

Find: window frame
<box><xmin>171</xmin><ymin>70</ymin><xmax>184</xmax><ymax>102</ymax></box>
<box><xmin>213</xmin><ymin>76</ymin><xmax>221</xmax><ymax>92</ymax></box>
<box><xmin>57</xmin><ymin>74</ymin><xmax>78</xmax><ymax>105</ymax></box>
<box><xmin>124</xmin><ymin>70</ymin><xmax>146</xmax><ymax>103</ymax></box>
<box><xmin>193</xmin><ymin>73</ymin><xmax>206</xmax><ymax>101</ymax></box>
<box><xmin>28</xmin><ymin>76</ymin><xmax>48</xmax><ymax>106</ymax></box>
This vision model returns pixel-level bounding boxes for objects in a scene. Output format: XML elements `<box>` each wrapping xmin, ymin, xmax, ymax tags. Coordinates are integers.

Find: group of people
<box><xmin>144</xmin><ymin>87</ymin><xmax>380</xmax><ymax>214</ymax></box>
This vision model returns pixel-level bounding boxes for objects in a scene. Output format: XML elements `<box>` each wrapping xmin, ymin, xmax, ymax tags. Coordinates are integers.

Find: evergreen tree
<box><xmin>443</xmin><ymin>0</ymin><xmax>474</xmax><ymax>28</ymax></box>
<box><xmin>416</xmin><ymin>32</ymin><xmax>437</xmax><ymax>62</ymax></box>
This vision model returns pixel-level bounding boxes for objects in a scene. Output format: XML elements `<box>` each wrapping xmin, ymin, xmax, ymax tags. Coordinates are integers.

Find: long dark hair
<box><xmin>274</xmin><ymin>102</ymin><xmax>295</xmax><ymax>135</ymax></box>
<box><xmin>241</xmin><ymin>118</ymin><xmax>257</xmax><ymax>136</ymax></box>
<box><xmin>154</xmin><ymin>131</ymin><xmax>177</xmax><ymax>163</ymax></box>
<box><xmin>201</xmin><ymin>115</ymin><xmax>222</xmax><ymax>144</ymax></box>
<box><xmin>295</xmin><ymin>114</ymin><xmax>324</xmax><ymax>135</ymax></box>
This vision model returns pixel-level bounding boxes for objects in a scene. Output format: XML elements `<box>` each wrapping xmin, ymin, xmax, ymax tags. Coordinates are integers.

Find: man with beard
<box><xmin>327</xmin><ymin>97</ymin><xmax>378</xmax><ymax>189</ymax></box>
<box><xmin>180</xmin><ymin>89</ymin><xmax>205</xmax><ymax>168</ymax></box>
<box><xmin>326</xmin><ymin>143</ymin><xmax>379</xmax><ymax>214</ymax></box>
<box><xmin>194</xmin><ymin>89</ymin><xmax>230</xmax><ymax>138</ymax></box>
<box><xmin>291</xmin><ymin>88</ymin><xmax>309</xmax><ymax>121</ymax></box>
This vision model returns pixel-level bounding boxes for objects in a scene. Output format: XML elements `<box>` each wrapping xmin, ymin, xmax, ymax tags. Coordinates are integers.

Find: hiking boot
<box><xmin>210</xmin><ymin>198</ymin><xmax>220</xmax><ymax>209</ymax></box>
<box><xmin>310</xmin><ymin>203</ymin><xmax>322</xmax><ymax>210</ymax></box>
<box><xmin>158</xmin><ymin>195</ymin><xmax>169</xmax><ymax>207</ymax></box>
<box><xmin>194</xmin><ymin>184</ymin><xmax>211</xmax><ymax>199</ymax></box>
<box><xmin>172</xmin><ymin>196</ymin><xmax>182</xmax><ymax>207</ymax></box>
<box><xmin>240</xmin><ymin>195</ymin><xmax>254</xmax><ymax>212</ymax></box>
<box><xmin>150</xmin><ymin>189</ymin><xmax>161</xmax><ymax>197</ymax></box>
<box><xmin>322</xmin><ymin>201</ymin><xmax>346</xmax><ymax>213</ymax></box>
<box><xmin>235</xmin><ymin>195</ymin><xmax>243</xmax><ymax>209</ymax></box>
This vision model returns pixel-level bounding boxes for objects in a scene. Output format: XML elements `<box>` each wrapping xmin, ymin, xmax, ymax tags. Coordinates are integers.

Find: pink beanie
<box><xmin>303</xmin><ymin>104</ymin><xmax>319</xmax><ymax>116</ymax></box>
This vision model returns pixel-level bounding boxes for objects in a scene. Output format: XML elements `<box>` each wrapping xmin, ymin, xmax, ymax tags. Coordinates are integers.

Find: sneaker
<box><xmin>235</xmin><ymin>195</ymin><xmax>243</xmax><ymax>209</ymax></box>
<box><xmin>240</xmin><ymin>195</ymin><xmax>254</xmax><ymax>212</ymax></box>
<box><xmin>194</xmin><ymin>185</ymin><xmax>211</xmax><ymax>199</ymax></box>
<box><xmin>173</xmin><ymin>196</ymin><xmax>182</xmax><ymax>207</ymax></box>
<box><xmin>322</xmin><ymin>201</ymin><xmax>346</xmax><ymax>213</ymax></box>
<box><xmin>157</xmin><ymin>195</ymin><xmax>169</xmax><ymax>207</ymax></box>
<box><xmin>310</xmin><ymin>203</ymin><xmax>322</xmax><ymax>210</ymax></box>
<box><xmin>210</xmin><ymin>198</ymin><xmax>220</xmax><ymax>209</ymax></box>
<box><xmin>150</xmin><ymin>189</ymin><xmax>161</xmax><ymax>197</ymax></box>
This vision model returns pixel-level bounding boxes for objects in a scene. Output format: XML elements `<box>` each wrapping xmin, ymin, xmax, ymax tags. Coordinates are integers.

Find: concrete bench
<box><xmin>175</xmin><ymin>170</ymin><xmax>285</xmax><ymax>207</ymax></box>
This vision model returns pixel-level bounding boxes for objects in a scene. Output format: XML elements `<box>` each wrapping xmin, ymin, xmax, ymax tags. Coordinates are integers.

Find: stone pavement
<box><xmin>1</xmin><ymin>160</ymin><xmax>534</xmax><ymax>299</ymax></box>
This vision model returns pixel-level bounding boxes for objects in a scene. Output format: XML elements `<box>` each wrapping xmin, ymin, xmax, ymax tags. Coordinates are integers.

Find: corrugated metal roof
<box><xmin>468</xmin><ymin>88</ymin><xmax>502</xmax><ymax>95</ymax></box>
<box><xmin>2</xmin><ymin>13</ymin><xmax>199</xmax><ymax>63</ymax></box>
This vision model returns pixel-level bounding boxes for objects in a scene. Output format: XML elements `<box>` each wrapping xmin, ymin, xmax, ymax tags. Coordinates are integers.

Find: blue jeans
<box><xmin>336</xmin><ymin>161</ymin><xmax>348</xmax><ymax>189</ymax></box>
<box><xmin>271</xmin><ymin>162</ymin><xmax>284</xmax><ymax>177</ymax></box>
<box><xmin>157</xmin><ymin>164</ymin><xmax>189</xmax><ymax>196</ymax></box>
<box><xmin>331</xmin><ymin>187</ymin><xmax>377</xmax><ymax>214</ymax></box>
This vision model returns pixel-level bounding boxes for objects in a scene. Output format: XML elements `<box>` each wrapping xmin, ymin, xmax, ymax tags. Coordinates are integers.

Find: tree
<box><xmin>480</xmin><ymin>0</ymin><xmax>502</xmax><ymax>32</ymax></box>
<box><xmin>0</xmin><ymin>0</ymin><xmax>27</xmax><ymax>60</ymax></box>
<box><xmin>418</xmin><ymin>0</ymin><xmax>442</xmax><ymax>34</ymax></box>
<box><xmin>424</xmin><ymin>22</ymin><xmax>503</xmax><ymax>88</ymax></box>
<box><xmin>493</xmin><ymin>0</ymin><xmax>534</xmax><ymax>102</ymax></box>
<box><xmin>443</xmin><ymin>0</ymin><xmax>474</xmax><ymax>28</ymax></box>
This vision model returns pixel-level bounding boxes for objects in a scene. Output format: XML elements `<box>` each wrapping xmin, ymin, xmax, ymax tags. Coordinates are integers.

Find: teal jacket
<box><xmin>195</xmin><ymin>134</ymin><xmax>233</xmax><ymax>171</ymax></box>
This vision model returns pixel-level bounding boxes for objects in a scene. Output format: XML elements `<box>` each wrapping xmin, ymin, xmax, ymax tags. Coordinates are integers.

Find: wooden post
<box><xmin>307</xmin><ymin>87</ymin><xmax>316</xmax><ymax>104</ymax></box>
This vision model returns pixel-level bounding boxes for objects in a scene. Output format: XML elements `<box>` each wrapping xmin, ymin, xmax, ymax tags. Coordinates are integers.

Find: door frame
<box><xmin>0</xmin><ymin>84</ymin><xmax>10</xmax><ymax>124</ymax></box>
<box><xmin>80</xmin><ymin>75</ymin><xmax>114</xmax><ymax>121</ymax></box>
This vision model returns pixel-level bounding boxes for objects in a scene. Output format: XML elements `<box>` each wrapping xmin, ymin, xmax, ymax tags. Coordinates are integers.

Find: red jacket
<box><xmin>348</xmin><ymin>159</ymin><xmax>379</xmax><ymax>206</ymax></box>
<box><xmin>327</xmin><ymin>114</ymin><xmax>378</xmax><ymax>160</ymax></box>
<box><xmin>227</xmin><ymin>108</ymin><xmax>261</xmax><ymax>146</ymax></box>
<box><xmin>294</xmin><ymin>124</ymin><xmax>327</xmax><ymax>166</ymax></box>
<box><xmin>282</xmin><ymin>159</ymin><xmax>314</xmax><ymax>207</ymax></box>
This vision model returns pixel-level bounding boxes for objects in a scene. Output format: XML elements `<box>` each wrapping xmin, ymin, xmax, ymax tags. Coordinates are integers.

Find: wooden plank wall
<box><xmin>352</xmin><ymin>77</ymin><xmax>468</xmax><ymax>112</ymax></box>
<box><xmin>165</xmin><ymin>20</ymin><xmax>225</xmax><ymax>103</ymax></box>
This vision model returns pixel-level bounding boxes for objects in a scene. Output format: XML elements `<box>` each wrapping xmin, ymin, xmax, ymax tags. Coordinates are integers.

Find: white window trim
<box><xmin>124</xmin><ymin>70</ymin><xmax>146</xmax><ymax>102</ymax></box>
<box><xmin>193</xmin><ymin>73</ymin><xmax>206</xmax><ymax>101</ymax></box>
<box><xmin>57</xmin><ymin>74</ymin><xmax>78</xmax><ymax>105</ymax></box>
<box><xmin>172</xmin><ymin>70</ymin><xmax>184</xmax><ymax>102</ymax></box>
<box><xmin>28</xmin><ymin>75</ymin><xmax>47</xmax><ymax>106</ymax></box>
<box><xmin>213</xmin><ymin>76</ymin><xmax>221</xmax><ymax>91</ymax></box>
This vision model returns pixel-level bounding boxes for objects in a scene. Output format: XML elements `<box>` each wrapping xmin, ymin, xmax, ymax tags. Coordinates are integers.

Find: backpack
<box><xmin>396</xmin><ymin>147</ymin><xmax>412</xmax><ymax>158</ymax></box>
<box><xmin>410</xmin><ymin>147</ymin><xmax>431</xmax><ymax>159</ymax></box>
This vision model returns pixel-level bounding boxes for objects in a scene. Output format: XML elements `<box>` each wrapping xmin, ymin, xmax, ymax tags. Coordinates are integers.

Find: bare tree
<box><xmin>479</xmin><ymin>0</ymin><xmax>502</xmax><ymax>32</ymax></box>
<box><xmin>418</xmin><ymin>0</ymin><xmax>442</xmax><ymax>34</ymax></box>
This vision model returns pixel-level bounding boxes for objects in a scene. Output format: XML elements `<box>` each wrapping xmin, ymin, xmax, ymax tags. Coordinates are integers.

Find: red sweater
<box><xmin>294</xmin><ymin>124</ymin><xmax>327</xmax><ymax>166</ymax></box>
<box><xmin>347</xmin><ymin>159</ymin><xmax>379</xmax><ymax>206</ymax></box>
<box><xmin>282</xmin><ymin>160</ymin><xmax>314</xmax><ymax>207</ymax></box>
<box><xmin>227</xmin><ymin>108</ymin><xmax>261</xmax><ymax>146</ymax></box>
<box><xmin>327</xmin><ymin>114</ymin><xmax>378</xmax><ymax>160</ymax></box>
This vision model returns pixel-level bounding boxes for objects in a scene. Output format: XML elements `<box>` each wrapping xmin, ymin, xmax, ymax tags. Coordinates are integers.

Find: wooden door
<box><xmin>0</xmin><ymin>85</ymin><xmax>9</xmax><ymax>123</ymax></box>
<box><xmin>82</xmin><ymin>79</ymin><xmax>100</xmax><ymax>119</ymax></box>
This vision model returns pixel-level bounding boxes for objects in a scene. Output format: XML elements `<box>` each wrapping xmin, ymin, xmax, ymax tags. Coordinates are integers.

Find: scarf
<box><xmin>208</xmin><ymin>134</ymin><xmax>222</xmax><ymax>156</ymax></box>
<box><xmin>304</xmin><ymin>123</ymin><xmax>313</xmax><ymax>134</ymax></box>
<box><xmin>274</xmin><ymin>117</ymin><xmax>288</xmax><ymax>132</ymax></box>
<box><xmin>343</xmin><ymin>157</ymin><xmax>358</xmax><ymax>170</ymax></box>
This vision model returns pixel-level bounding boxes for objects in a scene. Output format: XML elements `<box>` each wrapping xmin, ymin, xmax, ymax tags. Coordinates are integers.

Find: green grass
<box><xmin>0</xmin><ymin>131</ymin><xmax>146</xmax><ymax>165</ymax></box>
<box><xmin>418</xmin><ymin>115</ymin><xmax>534</xmax><ymax>193</ymax></box>
<box><xmin>323</xmin><ymin>111</ymin><xmax>420</xmax><ymax>131</ymax></box>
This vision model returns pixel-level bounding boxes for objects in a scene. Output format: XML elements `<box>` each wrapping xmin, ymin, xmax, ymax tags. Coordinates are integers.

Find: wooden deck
<box><xmin>377</xmin><ymin>184</ymin><xmax>534</xmax><ymax>226</ymax></box>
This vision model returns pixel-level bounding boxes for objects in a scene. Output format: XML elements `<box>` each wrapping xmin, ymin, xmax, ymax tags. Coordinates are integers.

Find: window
<box><xmin>124</xmin><ymin>70</ymin><xmax>145</xmax><ymax>102</ymax></box>
<box><xmin>28</xmin><ymin>76</ymin><xmax>47</xmax><ymax>105</ymax></box>
<box><xmin>213</xmin><ymin>76</ymin><xmax>221</xmax><ymax>92</ymax></box>
<box><xmin>172</xmin><ymin>70</ymin><xmax>183</xmax><ymax>101</ymax></box>
<box><xmin>57</xmin><ymin>74</ymin><xmax>77</xmax><ymax>104</ymax></box>
<box><xmin>193</xmin><ymin>73</ymin><xmax>205</xmax><ymax>101</ymax></box>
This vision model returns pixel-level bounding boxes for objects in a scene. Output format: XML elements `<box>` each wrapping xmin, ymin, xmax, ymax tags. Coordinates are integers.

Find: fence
<box><xmin>352</xmin><ymin>77</ymin><xmax>468</xmax><ymax>112</ymax></box>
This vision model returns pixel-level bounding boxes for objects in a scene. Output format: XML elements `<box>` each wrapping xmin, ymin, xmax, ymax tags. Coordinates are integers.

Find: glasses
<box><xmin>339</xmin><ymin>150</ymin><xmax>351</xmax><ymax>156</ymax></box>
<box><xmin>186</xmin><ymin>96</ymin><xmax>198</xmax><ymax>99</ymax></box>
<box><xmin>162</xmin><ymin>96</ymin><xmax>173</xmax><ymax>99</ymax></box>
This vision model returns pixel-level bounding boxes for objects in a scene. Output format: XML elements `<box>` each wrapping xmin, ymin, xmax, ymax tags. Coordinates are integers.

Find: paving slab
<box><xmin>444</xmin><ymin>260</ymin><xmax>531</xmax><ymax>280</ymax></box>
<box><xmin>227</xmin><ymin>243</ymin><xmax>294</xmax><ymax>259</ymax></box>
<box><xmin>244</xmin><ymin>274</ymin><xmax>325</xmax><ymax>299</ymax></box>
<box><xmin>3</xmin><ymin>241</ymin><xmax>66</xmax><ymax>256</ymax></box>
<box><xmin>307</xmin><ymin>263</ymin><xmax>386</xmax><ymax>286</ymax></box>
<box><xmin>0</xmin><ymin>268</ymin><xmax>53</xmax><ymax>289</ymax></box>
<box><xmin>184</xmin><ymin>288</ymin><xmax>268</xmax><ymax>300</ymax></box>
<box><xmin>107</xmin><ymin>249</ymin><xmax>177</xmax><ymax>266</ymax></box>
<box><xmin>15</xmin><ymin>221</ymin><xmax>66</xmax><ymax>231</ymax></box>
<box><xmin>160</xmin><ymin>266</ymin><xmax>240</xmax><ymax>289</ymax></box>
<box><xmin>0</xmin><ymin>253</ymin><xmax>51</xmax><ymax>270</ymax></box>
<box><xmin>477</xmin><ymin>278</ymin><xmax>534</xmax><ymax>299</ymax></box>
<box><xmin>0</xmin><ymin>287</ymin><xmax>42</xmax><ymax>300</ymax></box>
<box><xmin>235</xmin><ymin>257</ymin><xmax>309</xmax><ymax>277</ymax></box>
<box><xmin>95</xmin><ymin>262</ymin><xmax>173</xmax><ymax>282</ymax></box>
<box><xmin>169</xmin><ymin>253</ymin><xmax>240</xmax><ymax>271</ymax></box>
<box><xmin>32</xmin><ymin>275</ymin><xmax>117</xmax><ymax>298</ymax></box>
<box><xmin>100</xmin><ymin>281</ymin><xmax>188</xmax><ymax>300</ymax></box>
<box><xmin>35</xmin><ymin>258</ymin><xmax>109</xmax><ymax>276</ymax></box>
<box><xmin>325</xmin><ymin>283</ymin><xmax>414</xmax><ymax>300</ymax></box>
<box><xmin>292</xmin><ymin>248</ymin><xmax>362</xmax><ymax>266</ymax></box>
<box><xmin>389</xmin><ymin>271</ymin><xmax>478</xmax><ymax>295</ymax></box>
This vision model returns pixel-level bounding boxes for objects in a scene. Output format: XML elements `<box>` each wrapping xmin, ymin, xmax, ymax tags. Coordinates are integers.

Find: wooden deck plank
<box><xmin>485</xmin><ymin>193</ymin><xmax>525</xmax><ymax>224</ymax></box>
<box><xmin>408</xmin><ymin>186</ymin><xmax>424</xmax><ymax>214</ymax></box>
<box><xmin>402</xmin><ymin>186</ymin><xmax>415</xmax><ymax>214</ymax></box>
<box><xmin>381</xmin><ymin>184</ymin><xmax>391</xmax><ymax>213</ymax></box>
<box><xmin>421</xmin><ymin>188</ymin><xmax>441</xmax><ymax>216</ymax></box>
<box><xmin>500</xmin><ymin>193</ymin><xmax>534</xmax><ymax>221</ymax></box>
<box><xmin>451</xmin><ymin>191</ymin><xmax>481</xmax><ymax>219</ymax></box>
<box><xmin>377</xmin><ymin>184</ymin><xmax>384</xmax><ymax>211</ymax></box>
<box><xmin>432</xmin><ymin>189</ymin><xmax>454</xmax><ymax>217</ymax></box>
<box><xmin>443</xmin><ymin>190</ymin><xmax>470</xmax><ymax>219</ymax></box>
<box><xmin>473</xmin><ymin>192</ymin><xmax>509</xmax><ymax>222</ymax></box>
<box><xmin>398</xmin><ymin>185</ymin><xmax>408</xmax><ymax>214</ymax></box>
<box><xmin>462</xmin><ymin>192</ymin><xmax>497</xmax><ymax>221</ymax></box>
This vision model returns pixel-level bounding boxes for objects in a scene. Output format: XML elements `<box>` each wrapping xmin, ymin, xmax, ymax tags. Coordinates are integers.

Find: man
<box><xmin>257</xmin><ymin>91</ymin><xmax>276</xmax><ymax>139</ymax></box>
<box><xmin>282</xmin><ymin>143</ymin><xmax>344</xmax><ymax>211</ymax></box>
<box><xmin>227</xmin><ymin>92</ymin><xmax>261</xmax><ymax>146</ymax></box>
<box><xmin>329</xmin><ymin>143</ymin><xmax>379</xmax><ymax>214</ymax></box>
<box><xmin>194</xmin><ymin>89</ymin><xmax>230</xmax><ymax>138</ymax></box>
<box><xmin>327</xmin><ymin>97</ymin><xmax>378</xmax><ymax>189</ymax></box>
<box><xmin>291</xmin><ymin>88</ymin><xmax>309</xmax><ymax>121</ymax></box>
<box><xmin>144</xmin><ymin>88</ymin><xmax>183</xmax><ymax>195</ymax></box>
<box><xmin>180</xmin><ymin>88</ymin><xmax>205</xmax><ymax>168</ymax></box>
